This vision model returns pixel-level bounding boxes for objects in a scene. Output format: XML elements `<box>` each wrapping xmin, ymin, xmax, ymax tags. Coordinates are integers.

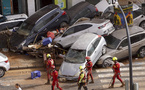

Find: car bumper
<box><xmin>58</xmin><ymin>75</ymin><xmax>78</xmax><ymax>81</ymax></box>
<box><xmin>4</xmin><ymin>62</ymin><xmax>10</xmax><ymax>71</ymax></box>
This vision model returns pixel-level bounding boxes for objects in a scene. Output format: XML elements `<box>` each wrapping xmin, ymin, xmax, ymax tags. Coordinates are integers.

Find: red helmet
<box><xmin>51</xmin><ymin>66</ymin><xmax>55</xmax><ymax>69</ymax></box>
<box><xmin>85</xmin><ymin>56</ymin><xmax>90</xmax><ymax>60</ymax></box>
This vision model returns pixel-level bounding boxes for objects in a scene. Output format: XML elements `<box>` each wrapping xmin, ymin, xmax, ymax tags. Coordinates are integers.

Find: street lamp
<box><xmin>114</xmin><ymin>2</ymin><xmax>133</xmax><ymax>90</ymax></box>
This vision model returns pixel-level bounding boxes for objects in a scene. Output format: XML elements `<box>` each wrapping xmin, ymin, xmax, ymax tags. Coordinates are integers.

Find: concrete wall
<box><xmin>67</xmin><ymin>0</ymin><xmax>85</xmax><ymax>9</ymax></box>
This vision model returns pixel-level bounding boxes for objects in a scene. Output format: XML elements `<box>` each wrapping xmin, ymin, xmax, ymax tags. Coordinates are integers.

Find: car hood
<box><xmin>0</xmin><ymin>53</ymin><xmax>8</xmax><ymax>62</ymax></box>
<box><xmin>60</xmin><ymin>61</ymin><xmax>85</xmax><ymax>76</ymax></box>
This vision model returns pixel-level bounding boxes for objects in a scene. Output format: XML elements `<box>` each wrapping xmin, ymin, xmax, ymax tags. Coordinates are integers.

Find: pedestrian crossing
<box><xmin>96</xmin><ymin>62</ymin><xmax>145</xmax><ymax>89</ymax></box>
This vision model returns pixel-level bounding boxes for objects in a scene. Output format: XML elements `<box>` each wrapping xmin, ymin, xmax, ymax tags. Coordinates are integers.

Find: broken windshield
<box><xmin>17</xmin><ymin>21</ymin><xmax>34</xmax><ymax>36</ymax></box>
<box><xmin>65</xmin><ymin>49</ymin><xmax>86</xmax><ymax>63</ymax></box>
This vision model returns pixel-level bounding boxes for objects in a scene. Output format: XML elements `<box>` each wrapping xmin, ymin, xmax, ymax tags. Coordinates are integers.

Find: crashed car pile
<box><xmin>1</xmin><ymin>1</ymin><xmax>145</xmax><ymax>79</ymax></box>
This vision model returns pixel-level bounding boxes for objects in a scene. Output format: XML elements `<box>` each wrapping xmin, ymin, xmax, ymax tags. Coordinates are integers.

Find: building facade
<box><xmin>0</xmin><ymin>0</ymin><xmax>100</xmax><ymax>16</ymax></box>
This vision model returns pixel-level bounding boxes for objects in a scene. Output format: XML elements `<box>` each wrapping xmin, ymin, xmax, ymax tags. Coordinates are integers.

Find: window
<box><xmin>65</xmin><ymin>49</ymin><xmax>86</xmax><ymax>63</ymax></box>
<box><xmin>87</xmin><ymin>44</ymin><xmax>95</xmax><ymax>56</ymax></box>
<box><xmin>33</xmin><ymin>12</ymin><xmax>59</xmax><ymax>32</ymax></box>
<box><xmin>131</xmin><ymin>35</ymin><xmax>140</xmax><ymax>44</ymax></box>
<box><xmin>74</xmin><ymin>24</ymin><xmax>92</xmax><ymax>33</ymax></box>
<box><xmin>93</xmin><ymin>37</ymin><xmax>101</xmax><ymax>48</ymax></box>
<box><xmin>133</xmin><ymin>9</ymin><xmax>142</xmax><ymax>19</ymax></box>
<box><xmin>119</xmin><ymin>39</ymin><xmax>128</xmax><ymax>47</ymax></box>
<box><xmin>62</xmin><ymin>27</ymin><xmax>75</xmax><ymax>37</ymax></box>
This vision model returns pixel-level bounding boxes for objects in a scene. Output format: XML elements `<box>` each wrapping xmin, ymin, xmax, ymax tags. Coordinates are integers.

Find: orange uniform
<box><xmin>86</xmin><ymin>60</ymin><xmax>94</xmax><ymax>83</ymax></box>
<box><xmin>51</xmin><ymin>70</ymin><xmax>62</xmax><ymax>90</ymax></box>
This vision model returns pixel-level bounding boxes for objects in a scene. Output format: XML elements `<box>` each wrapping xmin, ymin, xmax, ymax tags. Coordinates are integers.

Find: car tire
<box><xmin>138</xmin><ymin>47</ymin><xmax>145</xmax><ymax>58</ymax></box>
<box><xmin>102</xmin><ymin>46</ymin><xmax>107</xmax><ymax>55</ymax></box>
<box><xmin>0</xmin><ymin>68</ymin><xmax>5</xmax><ymax>78</ymax></box>
<box><xmin>140</xmin><ymin>21</ymin><xmax>145</xmax><ymax>30</ymax></box>
<box><xmin>60</xmin><ymin>22</ymin><xmax>68</xmax><ymax>28</ymax></box>
<box><xmin>102</xmin><ymin>58</ymin><xmax>113</xmax><ymax>68</ymax></box>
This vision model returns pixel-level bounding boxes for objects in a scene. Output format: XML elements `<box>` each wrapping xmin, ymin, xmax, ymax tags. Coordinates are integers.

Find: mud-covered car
<box><xmin>97</xmin><ymin>26</ymin><xmax>145</xmax><ymax>67</ymax></box>
<box><xmin>9</xmin><ymin>4</ymin><xmax>69</xmax><ymax>51</ymax></box>
<box><xmin>59</xmin><ymin>33</ymin><xmax>106</xmax><ymax>80</ymax></box>
<box><xmin>67</xmin><ymin>1</ymin><xmax>99</xmax><ymax>25</ymax></box>
<box><xmin>54</xmin><ymin>18</ymin><xmax>114</xmax><ymax>49</ymax></box>
<box><xmin>0</xmin><ymin>52</ymin><xmax>10</xmax><ymax>77</ymax></box>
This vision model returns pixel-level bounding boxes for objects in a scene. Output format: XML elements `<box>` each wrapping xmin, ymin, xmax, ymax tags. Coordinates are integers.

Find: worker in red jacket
<box><xmin>109</xmin><ymin>57</ymin><xmax>125</xmax><ymax>88</ymax></box>
<box><xmin>45</xmin><ymin>54</ymin><xmax>54</xmax><ymax>84</ymax></box>
<box><xmin>51</xmin><ymin>66</ymin><xmax>62</xmax><ymax>90</ymax></box>
<box><xmin>85</xmin><ymin>56</ymin><xmax>94</xmax><ymax>83</ymax></box>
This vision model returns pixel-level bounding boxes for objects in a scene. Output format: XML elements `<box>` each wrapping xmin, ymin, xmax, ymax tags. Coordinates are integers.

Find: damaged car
<box><xmin>97</xmin><ymin>26</ymin><xmax>145</xmax><ymax>68</ymax></box>
<box><xmin>9</xmin><ymin>4</ymin><xmax>69</xmax><ymax>51</ymax></box>
<box><xmin>59</xmin><ymin>33</ymin><xmax>107</xmax><ymax>80</ymax></box>
<box><xmin>66</xmin><ymin>1</ymin><xmax>99</xmax><ymax>25</ymax></box>
<box><xmin>54</xmin><ymin>18</ymin><xmax>115</xmax><ymax>49</ymax></box>
<box><xmin>0</xmin><ymin>52</ymin><xmax>10</xmax><ymax>77</ymax></box>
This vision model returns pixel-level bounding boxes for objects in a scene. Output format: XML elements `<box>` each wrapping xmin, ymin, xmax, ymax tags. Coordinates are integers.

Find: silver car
<box><xmin>54</xmin><ymin>18</ymin><xmax>114</xmax><ymax>49</ymax></box>
<box><xmin>59</xmin><ymin>33</ymin><xmax>107</xmax><ymax>80</ymax></box>
<box><xmin>97</xmin><ymin>26</ymin><xmax>145</xmax><ymax>67</ymax></box>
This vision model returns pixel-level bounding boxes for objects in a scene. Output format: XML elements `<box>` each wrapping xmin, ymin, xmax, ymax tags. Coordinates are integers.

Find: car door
<box><xmin>114</xmin><ymin>38</ymin><xmax>129</xmax><ymax>59</ymax></box>
<box><xmin>90</xmin><ymin>37</ymin><xmax>102</xmax><ymax>64</ymax></box>
<box><xmin>131</xmin><ymin>34</ymin><xmax>145</xmax><ymax>54</ymax></box>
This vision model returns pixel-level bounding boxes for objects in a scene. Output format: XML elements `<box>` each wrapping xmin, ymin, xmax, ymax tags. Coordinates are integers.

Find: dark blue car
<box><xmin>9</xmin><ymin>4</ymin><xmax>69</xmax><ymax>51</ymax></box>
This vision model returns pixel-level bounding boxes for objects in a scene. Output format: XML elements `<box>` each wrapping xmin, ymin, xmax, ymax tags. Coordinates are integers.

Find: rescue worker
<box><xmin>109</xmin><ymin>57</ymin><xmax>125</xmax><ymax>88</ymax></box>
<box><xmin>45</xmin><ymin>54</ymin><xmax>54</xmax><ymax>84</ymax></box>
<box><xmin>85</xmin><ymin>56</ymin><xmax>94</xmax><ymax>83</ymax></box>
<box><xmin>51</xmin><ymin>66</ymin><xmax>62</xmax><ymax>90</ymax></box>
<box><xmin>78</xmin><ymin>66</ymin><xmax>88</xmax><ymax>90</ymax></box>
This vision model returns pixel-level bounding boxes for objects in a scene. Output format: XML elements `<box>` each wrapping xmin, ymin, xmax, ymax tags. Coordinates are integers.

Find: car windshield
<box><xmin>104</xmin><ymin>35</ymin><xmax>121</xmax><ymax>49</ymax></box>
<box><xmin>17</xmin><ymin>21</ymin><xmax>34</xmax><ymax>36</ymax></box>
<box><xmin>65</xmin><ymin>49</ymin><xmax>86</xmax><ymax>63</ymax></box>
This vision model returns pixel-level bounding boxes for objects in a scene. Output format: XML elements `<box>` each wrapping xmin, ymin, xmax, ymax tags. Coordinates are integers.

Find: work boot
<box><xmin>120</xmin><ymin>82</ymin><xmax>125</xmax><ymax>87</ymax></box>
<box><xmin>109</xmin><ymin>84</ymin><xmax>114</xmax><ymax>88</ymax></box>
<box><xmin>89</xmin><ymin>80</ymin><xmax>94</xmax><ymax>84</ymax></box>
<box><xmin>45</xmin><ymin>79</ymin><xmax>50</xmax><ymax>85</ymax></box>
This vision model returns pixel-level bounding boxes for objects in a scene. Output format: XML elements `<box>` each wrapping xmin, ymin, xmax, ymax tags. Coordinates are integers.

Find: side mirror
<box><xmin>118</xmin><ymin>46</ymin><xmax>123</xmax><ymax>50</ymax></box>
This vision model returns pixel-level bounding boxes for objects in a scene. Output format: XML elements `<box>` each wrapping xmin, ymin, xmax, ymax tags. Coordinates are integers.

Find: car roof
<box><xmin>111</xmin><ymin>26</ymin><xmax>145</xmax><ymax>40</ymax></box>
<box><xmin>66</xmin><ymin>1</ymin><xmax>90</xmax><ymax>19</ymax></box>
<box><xmin>73</xmin><ymin>18</ymin><xmax>108</xmax><ymax>25</ymax></box>
<box><xmin>25</xmin><ymin>4</ymin><xmax>59</xmax><ymax>25</ymax></box>
<box><xmin>71</xmin><ymin>33</ymin><xmax>97</xmax><ymax>50</ymax></box>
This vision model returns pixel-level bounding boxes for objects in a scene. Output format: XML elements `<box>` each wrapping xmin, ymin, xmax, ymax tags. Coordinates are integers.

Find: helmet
<box><xmin>79</xmin><ymin>66</ymin><xmax>83</xmax><ymax>70</ymax></box>
<box><xmin>47</xmin><ymin>54</ymin><xmax>51</xmax><ymax>58</ymax></box>
<box><xmin>51</xmin><ymin>65</ymin><xmax>55</xmax><ymax>69</ymax></box>
<box><xmin>112</xmin><ymin>57</ymin><xmax>118</xmax><ymax>61</ymax></box>
<box><xmin>85</xmin><ymin>56</ymin><xmax>90</xmax><ymax>60</ymax></box>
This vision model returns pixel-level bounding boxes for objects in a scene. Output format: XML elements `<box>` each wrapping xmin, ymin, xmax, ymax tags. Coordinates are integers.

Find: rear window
<box><xmin>33</xmin><ymin>12</ymin><xmax>59</xmax><ymax>33</ymax></box>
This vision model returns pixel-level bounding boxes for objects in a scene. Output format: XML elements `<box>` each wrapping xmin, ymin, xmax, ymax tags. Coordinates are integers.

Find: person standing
<box><xmin>78</xmin><ymin>66</ymin><xmax>88</xmax><ymax>90</ymax></box>
<box><xmin>45</xmin><ymin>54</ymin><xmax>55</xmax><ymax>84</ymax></box>
<box><xmin>85</xmin><ymin>56</ymin><xmax>94</xmax><ymax>83</ymax></box>
<box><xmin>51</xmin><ymin>66</ymin><xmax>62</xmax><ymax>90</ymax></box>
<box><xmin>109</xmin><ymin>57</ymin><xmax>125</xmax><ymax>88</ymax></box>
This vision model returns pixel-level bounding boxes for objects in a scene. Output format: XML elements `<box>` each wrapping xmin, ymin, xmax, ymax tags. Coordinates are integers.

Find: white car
<box><xmin>54</xmin><ymin>18</ymin><xmax>114</xmax><ymax>49</ymax></box>
<box><xmin>59</xmin><ymin>33</ymin><xmax>107</xmax><ymax>80</ymax></box>
<box><xmin>0</xmin><ymin>52</ymin><xmax>10</xmax><ymax>77</ymax></box>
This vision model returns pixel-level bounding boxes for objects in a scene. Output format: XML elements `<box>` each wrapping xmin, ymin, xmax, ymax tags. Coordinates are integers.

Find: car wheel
<box><xmin>102</xmin><ymin>58</ymin><xmax>113</xmax><ymax>68</ymax></box>
<box><xmin>102</xmin><ymin>46</ymin><xmax>107</xmax><ymax>55</ymax></box>
<box><xmin>60</xmin><ymin>22</ymin><xmax>68</xmax><ymax>28</ymax></box>
<box><xmin>138</xmin><ymin>47</ymin><xmax>145</xmax><ymax>58</ymax></box>
<box><xmin>140</xmin><ymin>21</ymin><xmax>145</xmax><ymax>30</ymax></box>
<box><xmin>0</xmin><ymin>68</ymin><xmax>5</xmax><ymax>78</ymax></box>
